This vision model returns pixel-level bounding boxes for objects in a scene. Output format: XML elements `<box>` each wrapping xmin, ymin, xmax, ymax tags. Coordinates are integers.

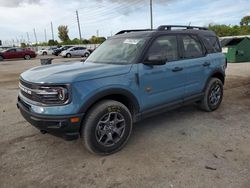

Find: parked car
<box><xmin>61</xmin><ymin>46</ymin><xmax>90</xmax><ymax>58</ymax></box>
<box><xmin>0</xmin><ymin>48</ymin><xmax>36</xmax><ymax>61</ymax></box>
<box><xmin>52</xmin><ymin>46</ymin><xmax>73</xmax><ymax>56</ymax></box>
<box><xmin>0</xmin><ymin>46</ymin><xmax>11</xmax><ymax>52</ymax></box>
<box><xmin>17</xmin><ymin>25</ymin><xmax>226</xmax><ymax>155</ymax></box>
<box><xmin>37</xmin><ymin>47</ymin><xmax>58</xmax><ymax>56</ymax></box>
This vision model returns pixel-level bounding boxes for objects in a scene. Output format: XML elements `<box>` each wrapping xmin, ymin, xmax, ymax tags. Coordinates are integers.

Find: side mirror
<box><xmin>144</xmin><ymin>54</ymin><xmax>167</xmax><ymax>66</ymax></box>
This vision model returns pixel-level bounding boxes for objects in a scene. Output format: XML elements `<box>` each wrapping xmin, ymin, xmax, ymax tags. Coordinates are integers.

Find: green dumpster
<box><xmin>221</xmin><ymin>37</ymin><xmax>250</xmax><ymax>63</ymax></box>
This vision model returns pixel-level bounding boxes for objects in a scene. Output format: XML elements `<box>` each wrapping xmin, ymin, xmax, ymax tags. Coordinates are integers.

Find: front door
<box><xmin>4</xmin><ymin>49</ymin><xmax>18</xmax><ymax>59</ymax></box>
<box><xmin>138</xmin><ymin>35</ymin><xmax>187</xmax><ymax>111</ymax></box>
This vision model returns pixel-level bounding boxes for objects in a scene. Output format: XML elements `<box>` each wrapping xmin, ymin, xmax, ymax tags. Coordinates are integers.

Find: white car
<box><xmin>37</xmin><ymin>47</ymin><xmax>58</xmax><ymax>56</ymax></box>
<box><xmin>61</xmin><ymin>46</ymin><xmax>90</xmax><ymax>58</ymax></box>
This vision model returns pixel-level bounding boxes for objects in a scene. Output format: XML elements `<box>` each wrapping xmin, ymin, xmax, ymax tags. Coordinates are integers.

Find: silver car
<box><xmin>61</xmin><ymin>46</ymin><xmax>90</xmax><ymax>58</ymax></box>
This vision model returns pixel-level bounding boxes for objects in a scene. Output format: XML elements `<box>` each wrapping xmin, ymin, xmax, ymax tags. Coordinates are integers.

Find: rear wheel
<box><xmin>42</xmin><ymin>52</ymin><xmax>47</xmax><ymax>56</ymax></box>
<box><xmin>24</xmin><ymin>54</ymin><xmax>31</xmax><ymax>60</ymax></box>
<box><xmin>84</xmin><ymin>53</ymin><xmax>89</xmax><ymax>57</ymax></box>
<box><xmin>0</xmin><ymin>56</ymin><xmax>3</xmax><ymax>61</ymax></box>
<box><xmin>81</xmin><ymin>100</ymin><xmax>133</xmax><ymax>155</ymax></box>
<box><xmin>199</xmin><ymin>78</ymin><xmax>223</xmax><ymax>112</ymax></box>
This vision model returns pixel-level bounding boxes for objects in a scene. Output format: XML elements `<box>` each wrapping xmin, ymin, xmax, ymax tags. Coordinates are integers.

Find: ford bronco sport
<box><xmin>17</xmin><ymin>25</ymin><xmax>226</xmax><ymax>155</ymax></box>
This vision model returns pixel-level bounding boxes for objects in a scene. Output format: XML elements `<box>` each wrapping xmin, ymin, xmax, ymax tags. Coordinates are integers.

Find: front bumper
<box><xmin>17</xmin><ymin>97</ymin><xmax>84</xmax><ymax>141</ymax></box>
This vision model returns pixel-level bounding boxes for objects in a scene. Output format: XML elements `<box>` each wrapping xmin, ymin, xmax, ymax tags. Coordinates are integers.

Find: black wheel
<box><xmin>0</xmin><ymin>56</ymin><xmax>3</xmax><ymax>61</ymax></box>
<box><xmin>42</xmin><ymin>52</ymin><xmax>47</xmax><ymax>55</ymax></box>
<box><xmin>81</xmin><ymin>100</ymin><xmax>133</xmax><ymax>155</ymax></box>
<box><xmin>84</xmin><ymin>53</ymin><xmax>89</xmax><ymax>57</ymax></box>
<box><xmin>199</xmin><ymin>78</ymin><xmax>223</xmax><ymax>112</ymax></box>
<box><xmin>24</xmin><ymin>54</ymin><xmax>31</xmax><ymax>60</ymax></box>
<box><xmin>66</xmin><ymin>53</ymin><xmax>71</xmax><ymax>58</ymax></box>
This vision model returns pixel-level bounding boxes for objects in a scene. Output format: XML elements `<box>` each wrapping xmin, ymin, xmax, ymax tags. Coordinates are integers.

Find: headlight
<box><xmin>35</xmin><ymin>86</ymin><xmax>70</xmax><ymax>104</ymax></box>
<box><xmin>19</xmin><ymin>81</ymin><xmax>71</xmax><ymax>105</ymax></box>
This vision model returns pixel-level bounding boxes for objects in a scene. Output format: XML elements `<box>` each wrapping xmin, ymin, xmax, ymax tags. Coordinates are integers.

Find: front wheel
<box><xmin>81</xmin><ymin>100</ymin><xmax>133</xmax><ymax>155</ymax></box>
<box><xmin>66</xmin><ymin>53</ymin><xmax>71</xmax><ymax>58</ymax></box>
<box><xmin>199</xmin><ymin>78</ymin><xmax>223</xmax><ymax>112</ymax></box>
<box><xmin>0</xmin><ymin>56</ymin><xmax>3</xmax><ymax>61</ymax></box>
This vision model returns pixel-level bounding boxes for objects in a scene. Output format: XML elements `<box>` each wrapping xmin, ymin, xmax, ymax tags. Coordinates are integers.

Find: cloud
<box><xmin>0</xmin><ymin>0</ymin><xmax>40</xmax><ymax>7</ymax></box>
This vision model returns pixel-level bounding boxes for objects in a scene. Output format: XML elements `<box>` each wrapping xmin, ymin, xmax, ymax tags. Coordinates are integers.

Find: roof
<box><xmin>112</xmin><ymin>29</ymin><xmax>216</xmax><ymax>39</ymax></box>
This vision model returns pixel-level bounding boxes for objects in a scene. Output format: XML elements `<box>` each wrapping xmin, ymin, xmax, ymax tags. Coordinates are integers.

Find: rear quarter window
<box><xmin>181</xmin><ymin>35</ymin><xmax>204</xmax><ymax>59</ymax></box>
<box><xmin>204</xmin><ymin>36</ymin><xmax>221</xmax><ymax>53</ymax></box>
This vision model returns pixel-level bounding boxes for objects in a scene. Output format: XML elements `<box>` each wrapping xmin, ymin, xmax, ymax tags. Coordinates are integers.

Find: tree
<box><xmin>48</xmin><ymin>39</ymin><xmax>58</xmax><ymax>46</ymax></box>
<box><xmin>240</xmin><ymin>16</ymin><xmax>250</xmax><ymax>26</ymax></box>
<box><xmin>20</xmin><ymin>43</ymin><xmax>27</xmax><ymax>48</ymax></box>
<box><xmin>58</xmin><ymin>25</ymin><xmax>70</xmax><ymax>42</ymax></box>
<box><xmin>90</xmin><ymin>36</ymin><xmax>106</xmax><ymax>44</ymax></box>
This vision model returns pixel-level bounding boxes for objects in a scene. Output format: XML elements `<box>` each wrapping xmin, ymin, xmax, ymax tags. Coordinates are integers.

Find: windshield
<box><xmin>87</xmin><ymin>37</ymin><xmax>146</xmax><ymax>64</ymax></box>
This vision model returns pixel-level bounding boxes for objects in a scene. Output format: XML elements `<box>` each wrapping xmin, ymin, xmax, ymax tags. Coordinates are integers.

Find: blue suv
<box><xmin>17</xmin><ymin>25</ymin><xmax>226</xmax><ymax>155</ymax></box>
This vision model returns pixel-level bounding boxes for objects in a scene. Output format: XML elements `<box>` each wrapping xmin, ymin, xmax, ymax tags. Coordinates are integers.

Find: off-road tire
<box><xmin>199</xmin><ymin>78</ymin><xmax>223</xmax><ymax>112</ymax></box>
<box><xmin>81</xmin><ymin>100</ymin><xmax>133</xmax><ymax>155</ymax></box>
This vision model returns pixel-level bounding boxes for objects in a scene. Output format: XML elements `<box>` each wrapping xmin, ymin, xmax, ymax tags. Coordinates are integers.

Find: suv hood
<box><xmin>21</xmin><ymin>61</ymin><xmax>132</xmax><ymax>84</ymax></box>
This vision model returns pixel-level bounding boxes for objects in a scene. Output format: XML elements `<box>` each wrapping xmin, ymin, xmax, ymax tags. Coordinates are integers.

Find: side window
<box><xmin>181</xmin><ymin>35</ymin><xmax>203</xmax><ymax>58</ymax></box>
<box><xmin>7</xmin><ymin>49</ymin><xmax>16</xmax><ymax>52</ymax></box>
<box><xmin>205</xmin><ymin>36</ymin><xmax>221</xmax><ymax>53</ymax></box>
<box><xmin>147</xmin><ymin>35</ymin><xmax>178</xmax><ymax>62</ymax></box>
<box><xmin>16</xmin><ymin>48</ymin><xmax>23</xmax><ymax>52</ymax></box>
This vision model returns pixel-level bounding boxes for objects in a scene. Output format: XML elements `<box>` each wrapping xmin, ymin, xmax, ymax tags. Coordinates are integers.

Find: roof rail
<box><xmin>115</xmin><ymin>29</ymin><xmax>152</xmax><ymax>35</ymax></box>
<box><xmin>157</xmin><ymin>25</ymin><xmax>208</xmax><ymax>31</ymax></box>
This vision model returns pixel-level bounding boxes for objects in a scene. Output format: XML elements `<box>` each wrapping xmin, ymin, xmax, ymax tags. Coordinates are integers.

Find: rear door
<box><xmin>179</xmin><ymin>34</ymin><xmax>211</xmax><ymax>97</ymax></box>
<box><xmin>16</xmin><ymin>48</ymin><xmax>25</xmax><ymax>58</ymax></box>
<box><xmin>138</xmin><ymin>35</ymin><xmax>187</xmax><ymax>111</ymax></box>
<box><xmin>78</xmin><ymin>47</ymin><xmax>86</xmax><ymax>56</ymax></box>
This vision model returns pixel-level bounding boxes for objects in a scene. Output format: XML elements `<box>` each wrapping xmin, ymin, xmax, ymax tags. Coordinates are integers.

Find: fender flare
<box><xmin>78</xmin><ymin>88</ymin><xmax>140</xmax><ymax>114</ymax></box>
<box><xmin>203</xmin><ymin>69</ymin><xmax>225</xmax><ymax>91</ymax></box>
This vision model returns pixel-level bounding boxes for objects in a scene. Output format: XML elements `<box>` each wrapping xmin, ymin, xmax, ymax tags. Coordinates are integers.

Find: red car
<box><xmin>0</xmin><ymin>48</ymin><xmax>36</xmax><ymax>61</ymax></box>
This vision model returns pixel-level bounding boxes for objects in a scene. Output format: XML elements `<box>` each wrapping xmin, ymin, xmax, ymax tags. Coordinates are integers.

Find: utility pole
<box><xmin>96</xmin><ymin>30</ymin><xmax>99</xmax><ymax>37</ymax></box>
<box><xmin>33</xmin><ymin>28</ymin><xmax>38</xmax><ymax>44</ymax></box>
<box><xmin>51</xmin><ymin>22</ymin><xmax>54</xmax><ymax>41</ymax></box>
<box><xmin>44</xmin><ymin>29</ymin><xmax>47</xmax><ymax>42</ymax></box>
<box><xmin>76</xmin><ymin>10</ymin><xmax>82</xmax><ymax>40</ymax></box>
<box><xmin>150</xmin><ymin>0</ymin><xmax>153</xmax><ymax>29</ymax></box>
<box><xmin>26</xmin><ymin>32</ymin><xmax>30</xmax><ymax>44</ymax></box>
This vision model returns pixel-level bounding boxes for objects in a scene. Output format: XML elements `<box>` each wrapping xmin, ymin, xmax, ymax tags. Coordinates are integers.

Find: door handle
<box><xmin>203</xmin><ymin>62</ymin><xmax>211</xmax><ymax>67</ymax></box>
<box><xmin>172</xmin><ymin>67</ymin><xmax>183</xmax><ymax>72</ymax></box>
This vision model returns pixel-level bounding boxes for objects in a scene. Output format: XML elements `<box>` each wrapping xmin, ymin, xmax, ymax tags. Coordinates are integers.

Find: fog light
<box><xmin>70</xmin><ymin>117</ymin><xmax>80</xmax><ymax>123</ymax></box>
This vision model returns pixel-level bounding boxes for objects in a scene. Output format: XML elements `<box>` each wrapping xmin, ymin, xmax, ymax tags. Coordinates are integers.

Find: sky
<box><xmin>0</xmin><ymin>0</ymin><xmax>249</xmax><ymax>45</ymax></box>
